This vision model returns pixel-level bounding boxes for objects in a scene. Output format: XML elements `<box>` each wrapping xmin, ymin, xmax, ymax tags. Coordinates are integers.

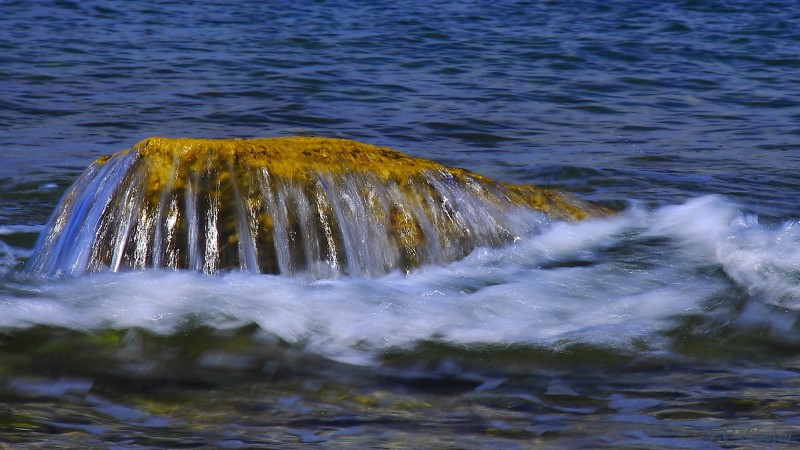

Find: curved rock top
<box><xmin>28</xmin><ymin>137</ymin><xmax>610</xmax><ymax>277</ymax></box>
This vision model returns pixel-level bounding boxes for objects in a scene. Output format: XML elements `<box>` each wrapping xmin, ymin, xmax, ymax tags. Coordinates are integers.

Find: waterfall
<box><xmin>26</xmin><ymin>137</ymin><xmax>609</xmax><ymax>277</ymax></box>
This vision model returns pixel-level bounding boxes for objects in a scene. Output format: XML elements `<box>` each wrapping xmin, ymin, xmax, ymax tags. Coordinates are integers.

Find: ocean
<box><xmin>1</xmin><ymin>0</ymin><xmax>799</xmax><ymax>448</ymax></box>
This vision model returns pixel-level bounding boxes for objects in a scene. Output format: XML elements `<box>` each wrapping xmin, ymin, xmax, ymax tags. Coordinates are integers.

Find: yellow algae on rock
<box><xmin>122</xmin><ymin>136</ymin><xmax>608</xmax><ymax>218</ymax></box>
<box><xmin>33</xmin><ymin>136</ymin><xmax>610</xmax><ymax>277</ymax></box>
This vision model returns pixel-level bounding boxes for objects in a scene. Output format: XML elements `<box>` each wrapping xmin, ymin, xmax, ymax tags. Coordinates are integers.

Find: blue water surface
<box><xmin>2</xmin><ymin>0</ymin><xmax>799</xmax><ymax>221</ymax></box>
<box><xmin>2</xmin><ymin>0</ymin><xmax>800</xmax><ymax>448</ymax></box>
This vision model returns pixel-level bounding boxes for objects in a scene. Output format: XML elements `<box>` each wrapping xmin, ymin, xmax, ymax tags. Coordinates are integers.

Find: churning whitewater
<box><xmin>3</xmin><ymin>196</ymin><xmax>798</xmax><ymax>366</ymax></box>
<box><xmin>3</xmin><ymin>0</ymin><xmax>799</xmax><ymax>446</ymax></box>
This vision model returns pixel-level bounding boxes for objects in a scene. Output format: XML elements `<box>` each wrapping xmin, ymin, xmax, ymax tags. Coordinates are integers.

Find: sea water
<box><xmin>1</xmin><ymin>0</ymin><xmax>800</xmax><ymax>448</ymax></box>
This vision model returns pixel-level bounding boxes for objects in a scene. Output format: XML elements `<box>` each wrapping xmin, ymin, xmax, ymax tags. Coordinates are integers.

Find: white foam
<box><xmin>0</xmin><ymin>239</ymin><xmax>32</xmax><ymax>276</ymax></box>
<box><xmin>2</xmin><ymin>196</ymin><xmax>798</xmax><ymax>364</ymax></box>
<box><xmin>648</xmin><ymin>196</ymin><xmax>800</xmax><ymax>309</ymax></box>
<box><xmin>0</xmin><ymin>224</ymin><xmax>43</xmax><ymax>235</ymax></box>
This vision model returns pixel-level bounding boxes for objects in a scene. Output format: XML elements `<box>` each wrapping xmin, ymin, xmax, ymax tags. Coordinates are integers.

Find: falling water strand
<box><xmin>25</xmin><ymin>137</ymin><xmax>608</xmax><ymax>277</ymax></box>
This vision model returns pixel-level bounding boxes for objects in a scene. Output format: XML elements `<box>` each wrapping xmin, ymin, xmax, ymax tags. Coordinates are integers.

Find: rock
<box><xmin>26</xmin><ymin>137</ymin><xmax>609</xmax><ymax>277</ymax></box>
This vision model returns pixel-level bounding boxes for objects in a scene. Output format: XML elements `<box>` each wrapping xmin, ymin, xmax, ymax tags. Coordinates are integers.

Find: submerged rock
<box><xmin>26</xmin><ymin>137</ymin><xmax>609</xmax><ymax>277</ymax></box>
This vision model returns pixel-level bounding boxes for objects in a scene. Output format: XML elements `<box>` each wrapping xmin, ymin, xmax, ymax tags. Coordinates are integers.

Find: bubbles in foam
<box><xmin>649</xmin><ymin>196</ymin><xmax>800</xmax><ymax>309</ymax></box>
<box><xmin>2</xmin><ymin>195</ymin><xmax>799</xmax><ymax>364</ymax></box>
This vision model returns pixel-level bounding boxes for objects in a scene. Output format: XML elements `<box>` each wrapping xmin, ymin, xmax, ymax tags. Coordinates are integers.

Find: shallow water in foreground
<box><xmin>2</xmin><ymin>0</ymin><xmax>800</xmax><ymax>447</ymax></box>
<box><xmin>3</xmin><ymin>198</ymin><xmax>800</xmax><ymax>448</ymax></box>
<box><xmin>2</xmin><ymin>356</ymin><xmax>799</xmax><ymax>448</ymax></box>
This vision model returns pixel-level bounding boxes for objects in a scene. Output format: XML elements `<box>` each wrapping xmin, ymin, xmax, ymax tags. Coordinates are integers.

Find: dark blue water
<box><xmin>2</xmin><ymin>0</ymin><xmax>800</xmax><ymax>448</ymax></box>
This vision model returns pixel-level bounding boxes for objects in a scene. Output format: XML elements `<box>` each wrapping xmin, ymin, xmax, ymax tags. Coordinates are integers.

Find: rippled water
<box><xmin>2</xmin><ymin>0</ymin><xmax>800</xmax><ymax>448</ymax></box>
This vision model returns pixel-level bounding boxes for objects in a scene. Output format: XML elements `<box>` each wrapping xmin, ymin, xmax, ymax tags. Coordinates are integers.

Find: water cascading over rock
<box><xmin>26</xmin><ymin>137</ymin><xmax>609</xmax><ymax>277</ymax></box>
